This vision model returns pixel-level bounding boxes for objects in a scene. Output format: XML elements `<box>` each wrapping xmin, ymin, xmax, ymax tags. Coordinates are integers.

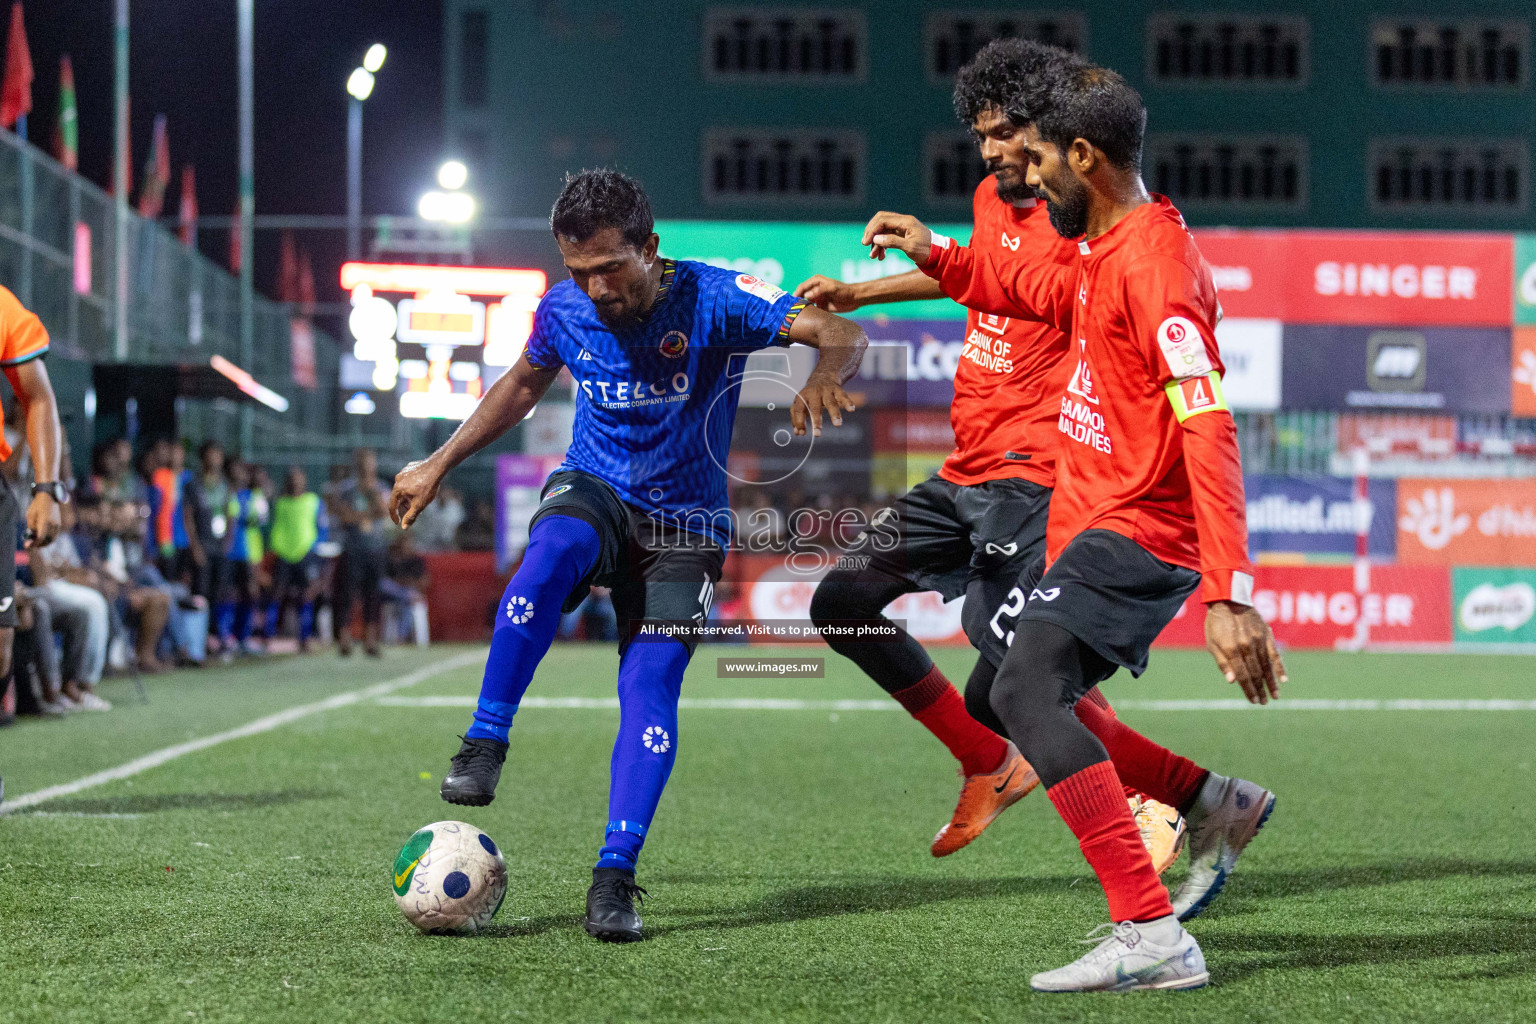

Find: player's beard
<box><xmin>594</xmin><ymin>300</ymin><xmax>642</xmax><ymax>333</ymax></box>
<box><xmin>990</xmin><ymin>164</ymin><xmax>1036</xmax><ymax>204</ymax></box>
<box><xmin>1042</xmin><ymin>174</ymin><xmax>1090</xmax><ymax>238</ymax></box>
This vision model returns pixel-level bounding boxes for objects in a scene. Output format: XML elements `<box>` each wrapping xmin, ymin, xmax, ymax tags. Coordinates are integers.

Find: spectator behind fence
<box><xmin>331</xmin><ymin>449</ymin><xmax>391</xmax><ymax>658</ymax></box>
<box><xmin>181</xmin><ymin>442</ymin><xmax>231</xmax><ymax>638</ymax></box>
<box><xmin>411</xmin><ymin>483</ymin><xmax>465</xmax><ymax>552</ymax></box>
<box><xmin>267</xmin><ymin>466</ymin><xmax>326</xmax><ymax>652</ymax></box>
<box><xmin>221</xmin><ymin>459</ymin><xmax>267</xmax><ymax>655</ymax></box>
<box><xmin>455</xmin><ymin>498</ymin><xmax>496</xmax><ymax>551</ymax></box>
<box><xmin>88</xmin><ymin>497</ymin><xmax>172</xmax><ymax>672</ymax></box>
<box><xmin>29</xmin><ymin>509</ymin><xmax>111</xmax><ymax>711</ymax></box>
<box><xmin>384</xmin><ymin>531</ymin><xmax>431</xmax><ymax>645</ymax></box>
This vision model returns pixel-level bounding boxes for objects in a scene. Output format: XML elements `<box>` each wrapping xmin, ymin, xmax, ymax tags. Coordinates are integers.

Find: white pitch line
<box><xmin>376</xmin><ymin>695</ymin><xmax>899</xmax><ymax>711</ymax></box>
<box><xmin>374</xmin><ymin>695</ymin><xmax>1536</xmax><ymax>712</ymax></box>
<box><xmin>0</xmin><ymin>650</ymin><xmax>486</xmax><ymax>815</ymax></box>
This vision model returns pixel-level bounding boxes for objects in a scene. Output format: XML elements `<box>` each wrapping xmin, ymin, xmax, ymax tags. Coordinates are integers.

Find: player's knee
<box><xmin>809</xmin><ymin>568</ymin><xmax>857</xmax><ymax>628</ymax></box>
<box><xmin>0</xmin><ymin>628</ymin><xmax>13</xmax><ymax>680</ymax></box>
<box><xmin>521</xmin><ymin>514</ymin><xmax>600</xmax><ymax>578</ymax></box>
<box><xmin>963</xmin><ymin>656</ymin><xmax>1006</xmax><ymax>737</ymax></box>
<box><xmin>809</xmin><ymin>564</ymin><xmax>905</xmax><ymax>629</ymax></box>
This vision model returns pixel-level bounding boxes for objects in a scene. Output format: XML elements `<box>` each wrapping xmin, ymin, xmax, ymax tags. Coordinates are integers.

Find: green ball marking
<box><xmin>391</xmin><ymin>829</ymin><xmax>434</xmax><ymax>896</ymax></box>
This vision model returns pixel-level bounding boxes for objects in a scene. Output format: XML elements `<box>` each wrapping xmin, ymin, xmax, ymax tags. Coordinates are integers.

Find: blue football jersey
<box><xmin>524</xmin><ymin>259</ymin><xmax>805</xmax><ymax>546</ymax></box>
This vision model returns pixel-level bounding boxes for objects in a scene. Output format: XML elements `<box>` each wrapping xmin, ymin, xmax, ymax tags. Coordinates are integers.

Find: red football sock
<box><xmin>1048</xmin><ymin>760</ymin><xmax>1174</xmax><ymax>923</ymax></box>
<box><xmin>1074</xmin><ymin>694</ymin><xmax>1208</xmax><ymax>812</ymax></box>
<box><xmin>891</xmin><ymin>665</ymin><xmax>1008</xmax><ymax>776</ymax></box>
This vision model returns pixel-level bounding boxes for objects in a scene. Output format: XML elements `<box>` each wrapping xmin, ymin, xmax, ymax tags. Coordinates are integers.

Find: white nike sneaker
<box><xmin>72</xmin><ymin>691</ymin><xmax>112</xmax><ymax>712</ymax></box>
<box><xmin>1030</xmin><ymin>916</ymin><xmax>1208</xmax><ymax>992</ymax></box>
<box><xmin>1170</xmin><ymin>773</ymin><xmax>1275</xmax><ymax>921</ymax></box>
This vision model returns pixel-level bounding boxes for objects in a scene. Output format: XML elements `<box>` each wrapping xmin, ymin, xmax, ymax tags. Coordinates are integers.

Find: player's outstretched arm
<box><xmin>5</xmin><ymin>358</ymin><xmax>62</xmax><ymax>548</ymax></box>
<box><xmin>794</xmin><ymin>270</ymin><xmax>945</xmax><ymax>312</ymax></box>
<box><xmin>861</xmin><ymin>211</ymin><xmax>1074</xmax><ymax>332</ymax></box>
<box><xmin>390</xmin><ymin>354</ymin><xmax>561</xmax><ymax>529</ymax></box>
<box><xmin>784</xmin><ymin>305</ymin><xmax>867</xmax><ymax>437</ymax></box>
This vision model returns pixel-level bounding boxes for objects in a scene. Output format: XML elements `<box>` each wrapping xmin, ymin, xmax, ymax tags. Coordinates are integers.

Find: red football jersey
<box><xmin>923</xmin><ymin>195</ymin><xmax>1255</xmax><ymax>605</ymax></box>
<box><xmin>938</xmin><ymin>177</ymin><xmax>1076</xmax><ymax>489</ymax></box>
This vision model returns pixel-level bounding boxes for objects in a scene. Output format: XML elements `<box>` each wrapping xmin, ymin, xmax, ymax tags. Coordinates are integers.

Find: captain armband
<box><xmin>1164</xmin><ymin>371</ymin><xmax>1229</xmax><ymax>423</ymax></box>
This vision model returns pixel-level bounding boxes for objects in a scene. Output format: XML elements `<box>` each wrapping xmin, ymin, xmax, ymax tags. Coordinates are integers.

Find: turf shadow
<box><xmin>451</xmin><ymin>914</ymin><xmax>574</xmax><ymax>939</ymax></box>
<box><xmin>28</xmin><ymin>788</ymin><xmax>339</xmax><ymax>815</ymax></box>
<box><xmin>1190</xmin><ymin>858</ymin><xmax>1536</xmax><ymax>917</ymax></box>
<box><xmin>1203</xmin><ymin>915</ymin><xmax>1536</xmax><ymax>985</ymax></box>
<box><xmin>645</xmin><ymin>875</ymin><xmax>1075</xmax><ymax>937</ymax></box>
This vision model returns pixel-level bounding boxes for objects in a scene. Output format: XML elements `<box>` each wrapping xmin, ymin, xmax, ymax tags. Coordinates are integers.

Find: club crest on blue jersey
<box><xmin>659</xmin><ymin>330</ymin><xmax>689</xmax><ymax>359</ymax></box>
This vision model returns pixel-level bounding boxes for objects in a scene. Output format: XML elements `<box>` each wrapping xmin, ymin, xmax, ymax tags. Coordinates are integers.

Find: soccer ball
<box><xmin>392</xmin><ymin>820</ymin><xmax>508</xmax><ymax>934</ymax></box>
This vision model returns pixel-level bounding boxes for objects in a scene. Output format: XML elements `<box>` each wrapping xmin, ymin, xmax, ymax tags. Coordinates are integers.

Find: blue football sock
<box><xmin>215</xmin><ymin>602</ymin><xmax>235</xmax><ymax>641</ymax></box>
<box><xmin>299</xmin><ymin>602</ymin><xmax>314</xmax><ymax>641</ymax></box>
<box><xmin>264</xmin><ymin>601</ymin><xmax>279</xmax><ymax>639</ymax></box>
<box><xmin>465</xmin><ymin>515</ymin><xmax>602</xmax><ymax>743</ymax></box>
<box><xmin>234</xmin><ymin>603</ymin><xmax>252</xmax><ymax>644</ymax></box>
<box><xmin>595</xmin><ymin>636</ymin><xmax>690</xmax><ymax>873</ymax></box>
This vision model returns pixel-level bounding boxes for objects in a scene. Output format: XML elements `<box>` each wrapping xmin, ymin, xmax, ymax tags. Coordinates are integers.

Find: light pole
<box><xmin>113</xmin><ymin>0</ymin><xmax>128</xmax><ymax>361</ymax></box>
<box><xmin>347</xmin><ymin>44</ymin><xmax>386</xmax><ymax>261</ymax></box>
<box><xmin>238</xmin><ymin>0</ymin><xmax>254</xmax><ymax>455</ymax></box>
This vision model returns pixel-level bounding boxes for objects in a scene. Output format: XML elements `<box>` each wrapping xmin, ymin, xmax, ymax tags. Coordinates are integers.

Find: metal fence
<box><xmin>0</xmin><ymin>130</ymin><xmax>411</xmax><ymax>466</ymax></box>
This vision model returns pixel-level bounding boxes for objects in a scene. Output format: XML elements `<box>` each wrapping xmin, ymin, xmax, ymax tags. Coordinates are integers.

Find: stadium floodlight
<box><xmin>437</xmin><ymin>159</ymin><xmax>469</xmax><ymax>190</ymax></box>
<box><xmin>418</xmin><ymin>189</ymin><xmax>476</xmax><ymax>223</ymax></box>
<box><xmin>363</xmin><ymin>43</ymin><xmax>387</xmax><ymax>74</ymax></box>
<box><xmin>344</xmin><ymin>391</ymin><xmax>377</xmax><ymax>415</ymax></box>
<box><xmin>346</xmin><ymin>67</ymin><xmax>376</xmax><ymax>101</ymax></box>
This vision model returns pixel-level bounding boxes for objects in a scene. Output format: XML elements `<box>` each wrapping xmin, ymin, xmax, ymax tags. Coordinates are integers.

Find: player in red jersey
<box><xmin>800</xmin><ymin>41</ymin><xmax>1186</xmax><ymax>871</ymax></box>
<box><xmin>863</xmin><ymin>45</ymin><xmax>1285</xmax><ymax>992</ymax></box>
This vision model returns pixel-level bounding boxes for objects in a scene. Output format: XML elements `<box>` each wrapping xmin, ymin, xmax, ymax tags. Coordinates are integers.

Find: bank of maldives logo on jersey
<box><xmin>1157</xmin><ymin>316</ymin><xmax>1213</xmax><ymax>380</ymax></box>
<box><xmin>659</xmin><ymin>330</ymin><xmax>689</xmax><ymax>359</ymax></box>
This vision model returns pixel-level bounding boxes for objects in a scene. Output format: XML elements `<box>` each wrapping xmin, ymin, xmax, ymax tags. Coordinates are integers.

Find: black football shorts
<box><xmin>978</xmin><ymin>528</ymin><xmax>1200</xmax><ymax>677</ymax></box>
<box><xmin>530</xmin><ymin>469</ymin><xmax>724</xmax><ymax>653</ymax></box>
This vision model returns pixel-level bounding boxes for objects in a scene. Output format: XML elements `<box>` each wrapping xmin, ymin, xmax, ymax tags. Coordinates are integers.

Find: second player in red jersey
<box><xmin>801</xmin><ymin>40</ymin><xmax>1188</xmax><ymax>871</ymax></box>
<box><xmin>862</xmin><ymin>43</ymin><xmax>1285</xmax><ymax>993</ymax></box>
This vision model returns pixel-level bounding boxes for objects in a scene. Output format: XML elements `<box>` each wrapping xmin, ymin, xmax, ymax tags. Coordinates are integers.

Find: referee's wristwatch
<box><xmin>32</xmin><ymin>481</ymin><xmax>69</xmax><ymax>505</ymax></box>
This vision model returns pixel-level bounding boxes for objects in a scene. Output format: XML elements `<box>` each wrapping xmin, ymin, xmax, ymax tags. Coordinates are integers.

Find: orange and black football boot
<box><xmin>931</xmin><ymin>741</ymin><xmax>1039</xmax><ymax>857</ymax></box>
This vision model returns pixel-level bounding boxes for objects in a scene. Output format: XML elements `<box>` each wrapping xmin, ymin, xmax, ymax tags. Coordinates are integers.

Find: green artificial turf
<box><xmin>2</xmin><ymin>644</ymin><xmax>1534</xmax><ymax>1023</ymax></box>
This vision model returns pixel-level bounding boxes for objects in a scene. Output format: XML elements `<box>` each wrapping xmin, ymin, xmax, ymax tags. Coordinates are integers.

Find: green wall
<box><xmin>444</xmin><ymin>0</ymin><xmax>1536</xmax><ymax>229</ymax></box>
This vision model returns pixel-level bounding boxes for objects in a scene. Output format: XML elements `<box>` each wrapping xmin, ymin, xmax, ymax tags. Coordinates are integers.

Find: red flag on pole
<box><xmin>0</xmin><ymin>1</ymin><xmax>33</xmax><ymax>129</ymax></box>
<box><xmin>137</xmin><ymin>113</ymin><xmax>169</xmax><ymax>218</ymax></box>
<box><xmin>177</xmin><ymin>164</ymin><xmax>197</xmax><ymax>246</ymax></box>
<box><xmin>53</xmin><ymin>54</ymin><xmax>76</xmax><ymax>170</ymax></box>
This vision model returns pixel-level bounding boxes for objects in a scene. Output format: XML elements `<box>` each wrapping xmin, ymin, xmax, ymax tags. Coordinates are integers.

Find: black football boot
<box><xmin>582</xmin><ymin>867</ymin><xmax>647</xmax><ymax>942</ymax></box>
<box><xmin>440</xmin><ymin>735</ymin><xmax>508</xmax><ymax>806</ymax></box>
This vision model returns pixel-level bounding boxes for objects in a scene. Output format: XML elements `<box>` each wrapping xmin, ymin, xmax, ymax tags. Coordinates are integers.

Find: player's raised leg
<box><xmin>989</xmin><ymin>620</ymin><xmax>1206</xmax><ymax>992</ymax></box>
<box><xmin>810</xmin><ymin>556</ymin><xmax>1030</xmax><ymax>858</ymax></box>
<box><xmin>440</xmin><ymin>513</ymin><xmax>601</xmax><ymax>806</ymax></box>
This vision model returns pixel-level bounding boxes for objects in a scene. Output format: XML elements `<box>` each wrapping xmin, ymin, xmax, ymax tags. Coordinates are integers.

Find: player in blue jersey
<box><xmin>389</xmin><ymin>169</ymin><xmax>868</xmax><ymax>942</ymax></box>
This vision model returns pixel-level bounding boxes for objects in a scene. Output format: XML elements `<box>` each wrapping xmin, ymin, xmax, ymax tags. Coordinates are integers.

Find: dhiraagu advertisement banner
<box><xmin>656</xmin><ymin>220</ymin><xmax>971</xmax><ymax>321</ymax></box>
<box><xmin>1453</xmin><ymin>567</ymin><xmax>1536</xmax><ymax>643</ymax></box>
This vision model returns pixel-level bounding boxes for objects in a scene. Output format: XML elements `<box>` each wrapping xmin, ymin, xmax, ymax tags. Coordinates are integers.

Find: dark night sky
<box><xmin>21</xmin><ymin>0</ymin><xmax>443</xmax><ymax>309</ymax></box>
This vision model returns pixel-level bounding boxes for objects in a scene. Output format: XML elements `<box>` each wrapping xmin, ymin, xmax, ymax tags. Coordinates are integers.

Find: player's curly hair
<box><xmin>951</xmin><ymin>38</ymin><xmax>1072</xmax><ymax>127</ymax></box>
<box><xmin>549</xmin><ymin>169</ymin><xmax>654</xmax><ymax>250</ymax></box>
<box><xmin>1008</xmin><ymin>54</ymin><xmax>1147</xmax><ymax>171</ymax></box>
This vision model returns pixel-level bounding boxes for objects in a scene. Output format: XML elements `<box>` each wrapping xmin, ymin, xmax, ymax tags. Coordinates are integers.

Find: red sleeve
<box><xmin>1124</xmin><ymin>255</ymin><xmax>1254</xmax><ymax>605</ymax></box>
<box><xmin>920</xmin><ymin>233</ymin><xmax>1076</xmax><ymax>334</ymax></box>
